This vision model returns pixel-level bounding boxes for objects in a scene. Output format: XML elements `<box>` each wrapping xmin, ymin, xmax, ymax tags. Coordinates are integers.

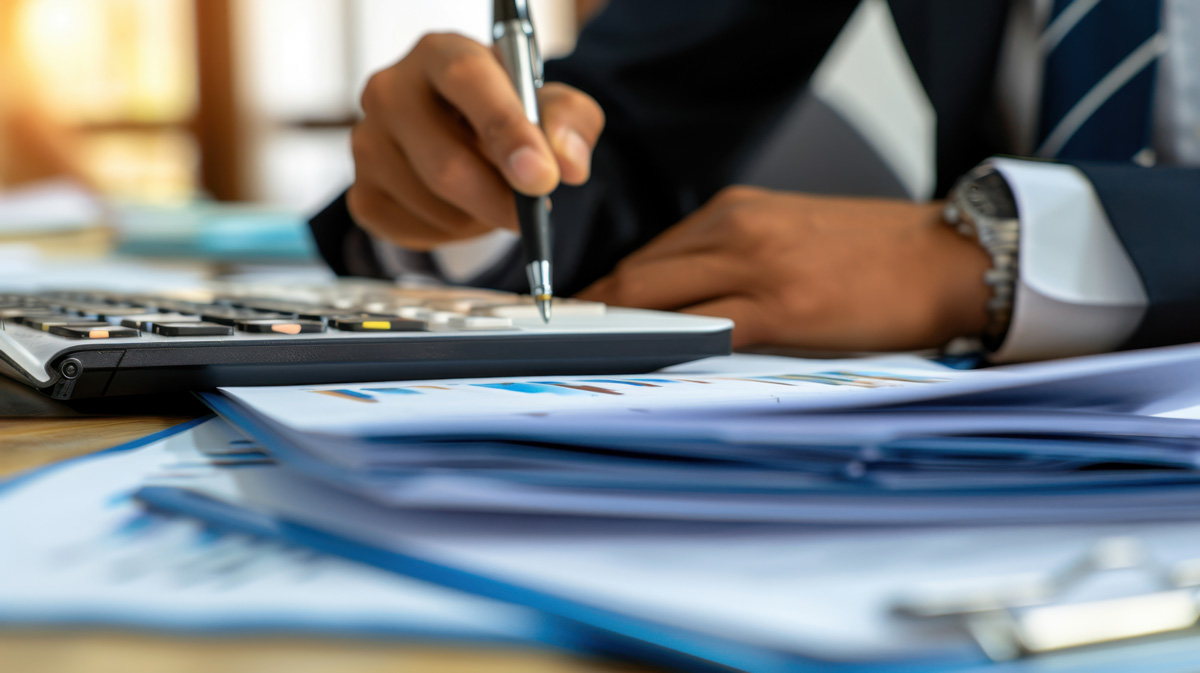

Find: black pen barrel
<box><xmin>516</xmin><ymin>194</ymin><xmax>552</xmax><ymax>264</ymax></box>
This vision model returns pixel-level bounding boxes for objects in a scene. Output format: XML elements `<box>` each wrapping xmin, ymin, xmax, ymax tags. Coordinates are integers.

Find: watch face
<box><xmin>965</xmin><ymin>171</ymin><xmax>1019</xmax><ymax>219</ymax></box>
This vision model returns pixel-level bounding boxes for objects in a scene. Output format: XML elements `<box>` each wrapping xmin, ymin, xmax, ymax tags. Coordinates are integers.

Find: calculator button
<box><xmin>328</xmin><ymin>316</ymin><xmax>428</xmax><ymax>332</ymax></box>
<box><xmin>235</xmin><ymin>301</ymin><xmax>341</xmax><ymax>319</ymax></box>
<box><xmin>423</xmin><ymin>298</ymin><xmax>503</xmax><ymax>313</ymax></box>
<box><xmin>290</xmin><ymin>308</ymin><xmax>360</xmax><ymax>321</ymax></box>
<box><xmin>200</xmin><ymin>308</ymin><xmax>272</xmax><ymax>325</ymax></box>
<box><xmin>153</xmin><ymin>321</ymin><xmax>234</xmax><ymax>337</ymax></box>
<box><xmin>444</xmin><ymin>315</ymin><xmax>514</xmax><ymax>331</ymax></box>
<box><xmin>234</xmin><ymin>319</ymin><xmax>325</xmax><ymax>334</ymax></box>
<box><xmin>120</xmin><ymin>313</ymin><xmax>201</xmax><ymax>330</ymax></box>
<box><xmin>237</xmin><ymin>302</ymin><xmax>343</xmax><ymax>319</ymax></box>
<box><xmin>0</xmin><ymin>308</ymin><xmax>58</xmax><ymax>320</ymax></box>
<box><xmin>62</xmin><ymin>303</ymin><xmax>143</xmax><ymax>320</ymax></box>
<box><xmin>49</xmin><ymin>325</ymin><xmax>140</xmax><ymax>339</ymax></box>
<box><xmin>22</xmin><ymin>317</ymin><xmax>109</xmax><ymax>331</ymax></box>
<box><xmin>392</xmin><ymin>306</ymin><xmax>435</xmax><ymax>320</ymax></box>
<box><xmin>471</xmin><ymin>299</ymin><xmax>606</xmax><ymax>319</ymax></box>
<box><xmin>151</xmin><ymin>301</ymin><xmax>204</xmax><ymax>314</ymax></box>
<box><xmin>425</xmin><ymin>311</ymin><xmax>461</xmax><ymax>325</ymax></box>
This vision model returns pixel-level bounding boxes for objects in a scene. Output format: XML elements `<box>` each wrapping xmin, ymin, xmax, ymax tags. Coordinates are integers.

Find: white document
<box><xmin>220</xmin><ymin>344</ymin><xmax>1200</xmax><ymax>441</ymax></box>
<box><xmin>209</xmin><ymin>350</ymin><xmax>1200</xmax><ymax>523</ymax></box>
<box><xmin>0</xmin><ymin>417</ymin><xmax>546</xmax><ymax>642</ymax></box>
<box><xmin>141</xmin><ymin>463</ymin><xmax>1200</xmax><ymax>668</ymax></box>
<box><xmin>218</xmin><ymin>354</ymin><xmax>966</xmax><ymax>438</ymax></box>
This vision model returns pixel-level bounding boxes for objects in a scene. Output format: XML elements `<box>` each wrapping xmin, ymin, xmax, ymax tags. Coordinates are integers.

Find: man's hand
<box><xmin>578</xmin><ymin>187</ymin><xmax>993</xmax><ymax>351</ymax></box>
<box><xmin>348</xmin><ymin>33</ymin><xmax>605</xmax><ymax>251</ymax></box>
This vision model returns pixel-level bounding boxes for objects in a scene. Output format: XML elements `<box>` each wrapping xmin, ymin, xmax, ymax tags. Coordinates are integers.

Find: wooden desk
<box><xmin>0</xmin><ymin>416</ymin><xmax>651</xmax><ymax>673</ymax></box>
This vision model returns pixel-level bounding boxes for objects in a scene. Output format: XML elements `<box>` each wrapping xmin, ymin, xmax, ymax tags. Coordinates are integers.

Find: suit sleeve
<box><xmin>988</xmin><ymin>158</ymin><xmax>1200</xmax><ymax>361</ymax></box>
<box><xmin>309</xmin><ymin>0</ymin><xmax>860</xmax><ymax>295</ymax></box>
<box><xmin>1069</xmin><ymin>162</ymin><xmax>1200</xmax><ymax>350</ymax></box>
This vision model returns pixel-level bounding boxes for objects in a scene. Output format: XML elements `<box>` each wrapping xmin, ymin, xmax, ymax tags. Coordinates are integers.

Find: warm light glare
<box><xmin>9</xmin><ymin>0</ymin><xmax>198</xmax><ymax>201</ymax></box>
<box><xmin>17</xmin><ymin>0</ymin><xmax>197</xmax><ymax>124</ymax></box>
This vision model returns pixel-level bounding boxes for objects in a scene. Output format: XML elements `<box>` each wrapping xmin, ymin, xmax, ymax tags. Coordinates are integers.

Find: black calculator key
<box><xmin>153</xmin><ymin>321</ymin><xmax>234</xmax><ymax>337</ymax></box>
<box><xmin>121</xmin><ymin>313</ymin><xmax>200</xmax><ymax>330</ymax></box>
<box><xmin>234</xmin><ymin>319</ymin><xmax>325</xmax><ymax>334</ymax></box>
<box><xmin>66</xmin><ymin>304</ymin><xmax>145</xmax><ymax>320</ymax></box>
<box><xmin>236</xmin><ymin>300</ymin><xmax>316</xmax><ymax>315</ymax></box>
<box><xmin>293</xmin><ymin>308</ymin><xmax>358</xmax><ymax>321</ymax></box>
<box><xmin>22</xmin><ymin>317</ymin><xmax>108</xmax><ymax>331</ymax></box>
<box><xmin>328</xmin><ymin>316</ymin><xmax>428</xmax><ymax>332</ymax></box>
<box><xmin>0</xmin><ymin>308</ymin><xmax>58</xmax><ymax>320</ymax></box>
<box><xmin>153</xmin><ymin>301</ymin><xmax>205</xmax><ymax>314</ymax></box>
<box><xmin>49</xmin><ymin>325</ymin><xmax>140</xmax><ymax>339</ymax></box>
<box><xmin>201</xmin><ymin>308</ymin><xmax>274</xmax><ymax>325</ymax></box>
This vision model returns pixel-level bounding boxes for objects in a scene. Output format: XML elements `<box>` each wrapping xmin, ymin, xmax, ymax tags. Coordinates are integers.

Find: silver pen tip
<box><xmin>535</xmin><ymin>294</ymin><xmax>552</xmax><ymax>323</ymax></box>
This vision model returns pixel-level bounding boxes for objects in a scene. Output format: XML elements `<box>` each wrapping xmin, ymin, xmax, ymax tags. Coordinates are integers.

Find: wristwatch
<box><xmin>943</xmin><ymin>166</ymin><xmax>1021</xmax><ymax>352</ymax></box>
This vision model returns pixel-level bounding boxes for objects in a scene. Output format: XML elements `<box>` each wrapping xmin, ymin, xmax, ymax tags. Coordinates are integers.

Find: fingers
<box><xmin>352</xmin><ymin>32</ymin><xmax>607</xmax><ymax>250</ymax></box>
<box><xmin>416</xmin><ymin>34</ymin><xmax>560</xmax><ymax>196</ymax></box>
<box><xmin>577</xmin><ymin>252</ymin><xmax>749</xmax><ymax>311</ymax></box>
<box><xmin>349</xmin><ymin>122</ymin><xmax>503</xmax><ymax>246</ymax></box>
<box><xmin>539</xmin><ymin>83</ymin><xmax>605</xmax><ymax>185</ymax></box>
<box><xmin>367</xmin><ymin>74</ymin><xmax>519</xmax><ymax>232</ymax></box>
<box><xmin>682</xmin><ymin>296</ymin><xmax>772</xmax><ymax>349</ymax></box>
<box><xmin>621</xmin><ymin>186</ymin><xmax>773</xmax><ymax>266</ymax></box>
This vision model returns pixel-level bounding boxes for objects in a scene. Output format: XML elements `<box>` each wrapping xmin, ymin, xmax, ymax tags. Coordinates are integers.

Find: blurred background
<box><xmin>0</xmin><ymin>0</ymin><xmax>594</xmax><ymax>207</ymax></box>
<box><xmin>0</xmin><ymin>0</ymin><xmax>923</xmax><ymax>277</ymax></box>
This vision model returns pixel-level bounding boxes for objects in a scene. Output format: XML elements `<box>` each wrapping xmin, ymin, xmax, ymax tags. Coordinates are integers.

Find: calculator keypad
<box><xmin>0</xmin><ymin>289</ymin><xmax>605</xmax><ymax>340</ymax></box>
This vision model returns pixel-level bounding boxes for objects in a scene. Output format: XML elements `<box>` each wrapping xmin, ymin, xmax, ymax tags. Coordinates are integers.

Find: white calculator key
<box><xmin>472</xmin><ymin>299</ymin><xmax>607</xmax><ymax>319</ymax></box>
<box><xmin>393</xmin><ymin>306</ymin><xmax>435</xmax><ymax>320</ymax></box>
<box><xmin>426</xmin><ymin>311</ymin><xmax>461</xmax><ymax>325</ymax></box>
<box><xmin>446</xmin><ymin>315</ymin><xmax>514</xmax><ymax>330</ymax></box>
<box><xmin>424</xmin><ymin>298</ymin><xmax>497</xmax><ymax>313</ymax></box>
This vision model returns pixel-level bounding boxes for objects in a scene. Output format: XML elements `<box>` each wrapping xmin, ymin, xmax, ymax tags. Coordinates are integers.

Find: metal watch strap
<box><xmin>944</xmin><ymin>166</ymin><xmax>1020</xmax><ymax>352</ymax></box>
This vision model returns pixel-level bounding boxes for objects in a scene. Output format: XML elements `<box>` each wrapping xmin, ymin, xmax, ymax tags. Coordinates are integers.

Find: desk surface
<box><xmin>0</xmin><ymin>415</ymin><xmax>652</xmax><ymax>673</ymax></box>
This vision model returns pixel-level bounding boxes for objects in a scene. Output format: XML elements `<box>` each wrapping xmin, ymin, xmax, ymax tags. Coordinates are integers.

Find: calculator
<box><xmin>0</xmin><ymin>280</ymin><xmax>732</xmax><ymax>400</ymax></box>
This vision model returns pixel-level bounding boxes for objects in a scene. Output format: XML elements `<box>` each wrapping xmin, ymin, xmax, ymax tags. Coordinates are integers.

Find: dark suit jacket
<box><xmin>311</xmin><ymin>0</ymin><xmax>1200</xmax><ymax>350</ymax></box>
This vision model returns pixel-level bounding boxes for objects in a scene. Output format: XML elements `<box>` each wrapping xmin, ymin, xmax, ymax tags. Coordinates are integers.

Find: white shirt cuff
<box><xmin>987</xmin><ymin>157</ymin><xmax>1148</xmax><ymax>362</ymax></box>
<box><xmin>431</xmin><ymin>229</ymin><xmax>519</xmax><ymax>284</ymax></box>
<box><xmin>372</xmin><ymin>229</ymin><xmax>519</xmax><ymax>285</ymax></box>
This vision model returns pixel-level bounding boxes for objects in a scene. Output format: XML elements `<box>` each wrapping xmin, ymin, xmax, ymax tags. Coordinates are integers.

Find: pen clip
<box><xmin>529</xmin><ymin>30</ymin><xmax>544</xmax><ymax>88</ymax></box>
<box><xmin>494</xmin><ymin>0</ymin><xmax>544</xmax><ymax>88</ymax></box>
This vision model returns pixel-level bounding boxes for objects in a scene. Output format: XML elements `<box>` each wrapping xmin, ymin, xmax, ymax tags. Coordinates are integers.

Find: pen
<box><xmin>493</xmin><ymin>0</ymin><xmax>553</xmax><ymax>323</ymax></box>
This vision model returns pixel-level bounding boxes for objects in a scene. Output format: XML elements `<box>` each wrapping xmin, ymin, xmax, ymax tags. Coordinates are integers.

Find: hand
<box><xmin>578</xmin><ymin>187</ymin><xmax>993</xmax><ymax>351</ymax></box>
<box><xmin>347</xmin><ymin>33</ymin><xmax>606</xmax><ymax>251</ymax></box>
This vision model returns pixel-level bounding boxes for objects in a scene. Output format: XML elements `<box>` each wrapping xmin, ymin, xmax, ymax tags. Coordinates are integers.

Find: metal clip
<box><xmin>893</xmin><ymin>537</ymin><xmax>1200</xmax><ymax>661</ymax></box>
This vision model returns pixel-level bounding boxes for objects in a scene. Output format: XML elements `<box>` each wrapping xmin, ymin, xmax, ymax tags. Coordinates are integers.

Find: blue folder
<box><xmin>135</xmin><ymin>465</ymin><xmax>1200</xmax><ymax>673</ymax></box>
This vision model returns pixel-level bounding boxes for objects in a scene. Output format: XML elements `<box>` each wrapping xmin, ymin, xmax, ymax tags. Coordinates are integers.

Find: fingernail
<box><xmin>560</xmin><ymin>129</ymin><xmax>591</xmax><ymax>172</ymax></box>
<box><xmin>507</xmin><ymin>146</ymin><xmax>555</xmax><ymax>192</ymax></box>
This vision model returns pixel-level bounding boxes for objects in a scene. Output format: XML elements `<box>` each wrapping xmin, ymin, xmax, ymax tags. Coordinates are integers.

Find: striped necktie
<box><xmin>1035</xmin><ymin>0</ymin><xmax>1167</xmax><ymax>162</ymax></box>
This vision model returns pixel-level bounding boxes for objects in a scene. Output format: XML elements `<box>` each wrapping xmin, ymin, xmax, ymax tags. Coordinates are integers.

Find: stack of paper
<box><xmin>195</xmin><ymin>348</ymin><xmax>1200</xmax><ymax>524</ymax></box>
<box><xmin>133</xmin><ymin>344</ymin><xmax>1200</xmax><ymax>671</ymax></box>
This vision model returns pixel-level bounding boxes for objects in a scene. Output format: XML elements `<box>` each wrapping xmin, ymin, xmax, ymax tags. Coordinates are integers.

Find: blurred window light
<box><xmin>7</xmin><ymin>0</ymin><xmax>580</xmax><ymax>206</ymax></box>
<box><xmin>10</xmin><ymin>0</ymin><xmax>199</xmax><ymax>203</ymax></box>
<box><xmin>17</xmin><ymin>0</ymin><xmax>197</xmax><ymax>124</ymax></box>
<box><xmin>238</xmin><ymin>0</ymin><xmax>349</xmax><ymax>122</ymax></box>
<box><xmin>82</xmin><ymin>130</ymin><xmax>197</xmax><ymax>204</ymax></box>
